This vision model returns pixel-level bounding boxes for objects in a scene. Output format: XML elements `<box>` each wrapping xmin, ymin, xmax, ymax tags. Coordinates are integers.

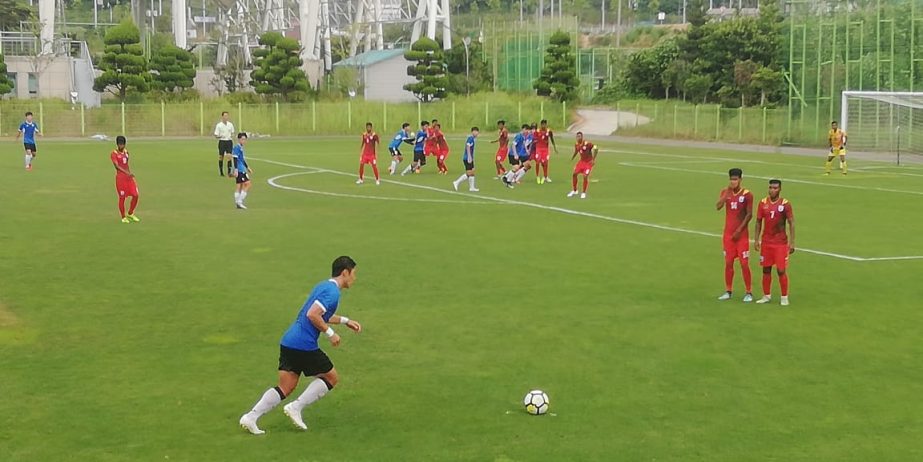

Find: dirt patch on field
<box><xmin>0</xmin><ymin>301</ymin><xmax>19</xmax><ymax>327</ymax></box>
<box><xmin>568</xmin><ymin>109</ymin><xmax>651</xmax><ymax>136</ymax></box>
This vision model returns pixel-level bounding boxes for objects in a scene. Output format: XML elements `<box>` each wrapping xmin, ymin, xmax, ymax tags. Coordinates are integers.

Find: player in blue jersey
<box><xmin>400</xmin><ymin>120</ymin><xmax>430</xmax><ymax>175</ymax></box>
<box><xmin>388</xmin><ymin>122</ymin><xmax>414</xmax><ymax>175</ymax></box>
<box><xmin>231</xmin><ymin>132</ymin><xmax>253</xmax><ymax>209</ymax></box>
<box><xmin>501</xmin><ymin>125</ymin><xmax>534</xmax><ymax>188</ymax></box>
<box><xmin>452</xmin><ymin>127</ymin><xmax>480</xmax><ymax>192</ymax></box>
<box><xmin>16</xmin><ymin>112</ymin><xmax>42</xmax><ymax>171</ymax></box>
<box><xmin>240</xmin><ymin>256</ymin><xmax>363</xmax><ymax>435</ymax></box>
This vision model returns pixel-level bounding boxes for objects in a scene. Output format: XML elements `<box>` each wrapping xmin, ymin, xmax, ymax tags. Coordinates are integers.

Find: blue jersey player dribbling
<box><xmin>387</xmin><ymin>122</ymin><xmax>414</xmax><ymax>175</ymax></box>
<box><xmin>240</xmin><ymin>256</ymin><xmax>363</xmax><ymax>435</ymax></box>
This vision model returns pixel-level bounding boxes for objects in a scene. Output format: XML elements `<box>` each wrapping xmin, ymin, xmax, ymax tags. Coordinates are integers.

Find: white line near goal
<box><xmin>252</xmin><ymin>157</ymin><xmax>923</xmax><ymax>262</ymax></box>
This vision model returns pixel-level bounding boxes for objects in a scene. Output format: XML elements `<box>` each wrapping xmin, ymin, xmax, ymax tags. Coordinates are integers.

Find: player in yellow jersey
<box><xmin>826</xmin><ymin>121</ymin><xmax>848</xmax><ymax>175</ymax></box>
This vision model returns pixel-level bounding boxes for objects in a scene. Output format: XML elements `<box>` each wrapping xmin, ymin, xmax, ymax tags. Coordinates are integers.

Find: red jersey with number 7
<box><xmin>757</xmin><ymin>197</ymin><xmax>793</xmax><ymax>245</ymax></box>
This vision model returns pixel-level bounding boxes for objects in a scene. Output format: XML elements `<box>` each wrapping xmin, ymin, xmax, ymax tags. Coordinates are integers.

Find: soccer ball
<box><xmin>523</xmin><ymin>390</ymin><xmax>550</xmax><ymax>415</ymax></box>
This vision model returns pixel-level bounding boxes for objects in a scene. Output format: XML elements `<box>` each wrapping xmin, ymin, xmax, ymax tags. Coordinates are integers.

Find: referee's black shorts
<box><xmin>278</xmin><ymin>345</ymin><xmax>334</xmax><ymax>376</ymax></box>
<box><xmin>218</xmin><ymin>140</ymin><xmax>233</xmax><ymax>155</ymax></box>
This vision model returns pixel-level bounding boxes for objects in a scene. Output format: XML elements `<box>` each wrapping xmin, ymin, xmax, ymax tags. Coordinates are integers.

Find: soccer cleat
<box><xmin>26</xmin><ymin>165</ymin><xmax>33</xmax><ymax>171</ymax></box>
<box><xmin>842</xmin><ymin>172</ymin><xmax>847</xmax><ymax>175</ymax></box>
<box><xmin>537</xmin><ymin>177</ymin><xmax>542</xmax><ymax>184</ymax></box>
<box><xmin>355</xmin><ymin>179</ymin><xmax>364</xmax><ymax>184</ymax></box>
<box><xmin>544</xmin><ymin>177</ymin><xmax>552</xmax><ymax>183</ymax></box>
<box><xmin>717</xmin><ymin>291</ymin><xmax>732</xmax><ymax>301</ymax></box>
<box><xmin>127</xmin><ymin>214</ymin><xmax>140</xmax><ymax>223</ymax></box>
<box><xmin>282</xmin><ymin>403</ymin><xmax>308</xmax><ymax>431</ymax></box>
<box><xmin>239</xmin><ymin>413</ymin><xmax>265</xmax><ymax>435</ymax></box>
<box><xmin>236</xmin><ymin>203</ymin><xmax>248</xmax><ymax>210</ymax></box>
<box><xmin>755</xmin><ymin>295</ymin><xmax>772</xmax><ymax>304</ymax></box>
<box><xmin>452</xmin><ymin>181</ymin><xmax>460</xmax><ymax>191</ymax></box>
<box><xmin>780</xmin><ymin>296</ymin><xmax>790</xmax><ymax>306</ymax></box>
<box><xmin>743</xmin><ymin>293</ymin><xmax>754</xmax><ymax>303</ymax></box>
<box><xmin>375</xmin><ymin>180</ymin><xmax>381</xmax><ymax>185</ymax></box>
<box><xmin>388</xmin><ymin>166</ymin><xmax>394</xmax><ymax>175</ymax></box>
<box><xmin>824</xmin><ymin>172</ymin><xmax>830</xmax><ymax>176</ymax></box>
<box><xmin>120</xmin><ymin>217</ymin><xmax>131</xmax><ymax>224</ymax></box>
<box><xmin>567</xmin><ymin>191</ymin><xmax>578</xmax><ymax>198</ymax></box>
<box><xmin>580</xmin><ymin>193</ymin><xmax>587</xmax><ymax>199</ymax></box>
<box><xmin>469</xmin><ymin>188</ymin><xmax>480</xmax><ymax>192</ymax></box>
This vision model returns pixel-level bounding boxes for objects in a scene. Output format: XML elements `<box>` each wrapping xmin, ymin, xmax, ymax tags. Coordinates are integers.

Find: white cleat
<box><xmin>239</xmin><ymin>413</ymin><xmax>265</xmax><ymax>435</ymax></box>
<box><xmin>452</xmin><ymin>181</ymin><xmax>460</xmax><ymax>191</ymax></box>
<box><xmin>236</xmin><ymin>202</ymin><xmax>247</xmax><ymax>210</ymax></box>
<box><xmin>580</xmin><ymin>193</ymin><xmax>587</xmax><ymax>199</ymax></box>
<box><xmin>742</xmin><ymin>293</ymin><xmax>754</xmax><ymax>303</ymax></box>
<box><xmin>544</xmin><ymin>177</ymin><xmax>552</xmax><ymax>183</ymax></box>
<box><xmin>717</xmin><ymin>291</ymin><xmax>732</xmax><ymax>301</ymax></box>
<box><xmin>356</xmin><ymin>179</ymin><xmax>364</xmax><ymax>184</ymax></box>
<box><xmin>388</xmin><ymin>167</ymin><xmax>394</xmax><ymax>175</ymax></box>
<box><xmin>282</xmin><ymin>403</ymin><xmax>308</xmax><ymax>431</ymax></box>
<box><xmin>375</xmin><ymin>180</ymin><xmax>381</xmax><ymax>185</ymax></box>
<box><xmin>567</xmin><ymin>190</ymin><xmax>578</xmax><ymax>197</ymax></box>
<box><xmin>469</xmin><ymin>188</ymin><xmax>480</xmax><ymax>192</ymax></box>
<box><xmin>755</xmin><ymin>295</ymin><xmax>772</xmax><ymax>304</ymax></box>
<box><xmin>780</xmin><ymin>296</ymin><xmax>790</xmax><ymax>307</ymax></box>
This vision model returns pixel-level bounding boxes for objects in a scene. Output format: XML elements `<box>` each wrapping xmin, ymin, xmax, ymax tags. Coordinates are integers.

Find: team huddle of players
<box><xmin>357</xmin><ymin>119</ymin><xmax>601</xmax><ymax>198</ymax></box>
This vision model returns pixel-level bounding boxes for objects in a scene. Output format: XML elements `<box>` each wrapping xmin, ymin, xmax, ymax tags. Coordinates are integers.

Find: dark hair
<box><xmin>576</xmin><ymin>131</ymin><xmax>584</xmax><ymax>136</ymax></box>
<box><xmin>421</xmin><ymin>121</ymin><xmax>430</xmax><ymax>127</ymax></box>
<box><xmin>728</xmin><ymin>168</ymin><xmax>743</xmax><ymax>178</ymax></box>
<box><xmin>472</xmin><ymin>126</ymin><xmax>479</xmax><ymax>132</ymax></box>
<box><xmin>116</xmin><ymin>135</ymin><xmax>127</xmax><ymax>145</ymax></box>
<box><xmin>521</xmin><ymin>124</ymin><xmax>530</xmax><ymax>130</ymax></box>
<box><xmin>497</xmin><ymin>119</ymin><xmax>505</xmax><ymax>125</ymax></box>
<box><xmin>434</xmin><ymin>123</ymin><xmax>441</xmax><ymax>128</ymax></box>
<box><xmin>431</xmin><ymin>119</ymin><xmax>439</xmax><ymax>124</ymax></box>
<box><xmin>221</xmin><ymin>111</ymin><xmax>229</xmax><ymax>116</ymax></box>
<box><xmin>831</xmin><ymin>120</ymin><xmax>838</xmax><ymax>124</ymax></box>
<box><xmin>401</xmin><ymin>122</ymin><xmax>410</xmax><ymax>129</ymax></box>
<box><xmin>237</xmin><ymin>132</ymin><xmax>247</xmax><ymax>139</ymax></box>
<box><xmin>540</xmin><ymin>119</ymin><xmax>548</xmax><ymax>124</ymax></box>
<box><xmin>332</xmin><ymin>256</ymin><xmax>357</xmax><ymax>277</ymax></box>
<box><xmin>366</xmin><ymin>122</ymin><xmax>373</xmax><ymax>127</ymax></box>
<box><xmin>769</xmin><ymin>179</ymin><xmax>782</xmax><ymax>186</ymax></box>
<box><xmin>25</xmin><ymin>111</ymin><xmax>33</xmax><ymax>117</ymax></box>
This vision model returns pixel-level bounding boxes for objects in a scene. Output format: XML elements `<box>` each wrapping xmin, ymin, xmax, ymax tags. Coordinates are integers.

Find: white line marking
<box><xmin>252</xmin><ymin>157</ymin><xmax>923</xmax><ymax>262</ymax></box>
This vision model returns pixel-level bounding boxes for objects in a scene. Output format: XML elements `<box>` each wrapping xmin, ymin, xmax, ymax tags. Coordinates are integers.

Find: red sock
<box><xmin>740</xmin><ymin>261</ymin><xmax>752</xmax><ymax>293</ymax></box>
<box><xmin>497</xmin><ymin>163</ymin><xmax>505</xmax><ymax>175</ymax></box>
<box><xmin>359</xmin><ymin>164</ymin><xmax>365</xmax><ymax>179</ymax></box>
<box><xmin>582</xmin><ymin>176</ymin><xmax>589</xmax><ymax>192</ymax></box>
<box><xmin>128</xmin><ymin>196</ymin><xmax>139</xmax><ymax>214</ymax></box>
<box><xmin>118</xmin><ymin>197</ymin><xmax>126</xmax><ymax>218</ymax></box>
<box><xmin>724</xmin><ymin>261</ymin><xmax>734</xmax><ymax>292</ymax></box>
<box><xmin>372</xmin><ymin>164</ymin><xmax>380</xmax><ymax>180</ymax></box>
<box><xmin>762</xmin><ymin>272</ymin><xmax>772</xmax><ymax>296</ymax></box>
<box><xmin>779</xmin><ymin>273</ymin><xmax>789</xmax><ymax>296</ymax></box>
<box><xmin>572</xmin><ymin>174</ymin><xmax>578</xmax><ymax>190</ymax></box>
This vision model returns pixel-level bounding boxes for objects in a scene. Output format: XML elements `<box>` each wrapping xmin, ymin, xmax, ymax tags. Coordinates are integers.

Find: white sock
<box><xmin>249</xmin><ymin>387</ymin><xmax>284</xmax><ymax>418</ymax></box>
<box><xmin>239</xmin><ymin>191</ymin><xmax>248</xmax><ymax>203</ymax></box>
<box><xmin>390</xmin><ymin>160</ymin><xmax>398</xmax><ymax>171</ymax></box>
<box><xmin>25</xmin><ymin>154</ymin><xmax>31</xmax><ymax>167</ymax></box>
<box><xmin>454</xmin><ymin>173</ymin><xmax>467</xmax><ymax>185</ymax></box>
<box><xmin>468</xmin><ymin>176</ymin><xmax>476</xmax><ymax>189</ymax></box>
<box><xmin>504</xmin><ymin>170</ymin><xmax>516</xmax><ymax>181</ymax></box>
<box><xmin>234</xmin><ymin>192</ymin><xmax>241</xmax><ymax>203</ymax></box>
<box><xmin>402</xmin><ymin>164</ymin><xmax>414</xmax><ymax>174</ymax></box>
<box><xmin>290</xmin><ymin>378</ymin><xmax>331</xmax><ymax>412</ymax></box>
<box><xmin>514</xmin><ymin>169</ymin><xmax>527</xmax><ymax>182</ymax></box>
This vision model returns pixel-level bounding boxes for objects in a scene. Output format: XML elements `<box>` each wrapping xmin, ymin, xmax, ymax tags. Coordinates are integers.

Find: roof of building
<box><xmin>334</xmin><ymin>49</ymin><xmax>407</xmax><ymax>67</ymax></box>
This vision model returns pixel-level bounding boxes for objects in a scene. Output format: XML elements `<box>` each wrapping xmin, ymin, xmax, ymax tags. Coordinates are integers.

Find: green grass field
<box><xmin>2</xmin><ymin>136</ymin><xmax>922</xmax><ymax>461</ymax></box>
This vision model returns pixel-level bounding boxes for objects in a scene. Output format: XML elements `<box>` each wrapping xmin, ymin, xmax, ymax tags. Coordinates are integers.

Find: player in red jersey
<box><xmin>434</xmin><ymin>123</ymin><xmax>449</xmax><ymax>174</ymax></box>
<box><xmin>754</xmin><ymin>179</ymin><xmax>796</xmax><ymax>306</ymax></box>
<box><xmin>716</xmin><ymin>168</ymin><xmax>754</xmax><ymax>302</ymax></box>
<box><xmin>423</xmin><ymin>119</ymin><xmax>439</xmax><ymax>170</ymax></box>
<box><xmin>110</xmin><ymin>135</ymin><xmax>140</xmax><ymax>224</ymax></box>
<box><xmin>490</xmin><ymin>120</ymin><xmax>509</xmax><ymax>177</ymax></box>
<box><xmin>567</xmin><ymin>132</ymin><xmax>597</xmax><ymax>199</ymax></box>
<box><xmin>357</xmin><ymin>122</ymin><xmax>380</xmax><ymax>185</ymax></box>
<box><xmin>533</xmin><ymin>119</ymin><xmax>557</xmax><ymax>184</ymax></box>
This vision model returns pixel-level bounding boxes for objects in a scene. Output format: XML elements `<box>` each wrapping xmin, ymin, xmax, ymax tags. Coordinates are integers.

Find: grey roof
<box><xmin>334</xmin><ymin>49</ymin><xmax>407</xmax><ymax>67</ymax></box>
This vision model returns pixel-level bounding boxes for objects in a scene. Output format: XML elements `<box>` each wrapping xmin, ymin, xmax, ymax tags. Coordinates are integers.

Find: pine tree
<box><xmin>533</xmin><ymin>31</ymin><xmax>578</xmax><ymax>102</ymax></box>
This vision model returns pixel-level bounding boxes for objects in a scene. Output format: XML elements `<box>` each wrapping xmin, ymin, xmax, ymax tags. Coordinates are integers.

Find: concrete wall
<box><xmin>363</xmin><ymin>56</ymin><xmax>418</xmax><ymax>103</ymax></box>
<box><xmin>4</xmin><ymin>56</ymin><xmax>74</xmax><ymax>100</ymax></box>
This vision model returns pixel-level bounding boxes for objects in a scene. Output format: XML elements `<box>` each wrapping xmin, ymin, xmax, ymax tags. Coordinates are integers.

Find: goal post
<box><xmin>840</xmin><ymin>91</ymin><xmax>923</xmax><ymax>164</ymax></box>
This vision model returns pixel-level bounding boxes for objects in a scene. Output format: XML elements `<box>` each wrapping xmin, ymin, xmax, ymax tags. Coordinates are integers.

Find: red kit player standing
<box><xmin>716</xmin><ymin>168</ymin><xmax>754</xmax><ymax>302</ymax></box>
<box><xmin>110</xmin><ymin>135</ymin><xmax>140</xmax><ymax>224</ymax></box>
<box><xmin>357</xmin><ymin>122</ymin><xmax>380</xmax><ymax>185</ymax></box>
<box><xmin>754</xmin><ymin>179</ymin><xmax>796</xmax><ymax>306</ymax></box>
<box><xmin>433</xmin><ymin>123</ymin><xmax>449</xmax><ymax>174</ymax></box>
<box><xmin>490</xmin><ymin>120</ymin><xmax>509</xmax><ymax>177</ymax></box>
<box><xmin>533</xmin><ymin>119</ymin><xmax>557</xmax><ymax>184</ymax></box>
<box><xmin>567</xmin><ymin>132</ymin><xmax>597</xmax><ymax>199</ymax></box>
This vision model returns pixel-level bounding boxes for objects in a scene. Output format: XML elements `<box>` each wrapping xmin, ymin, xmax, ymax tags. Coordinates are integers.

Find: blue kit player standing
<box><xmin>240</xmin><ymin>256</ymin><xmax>363</xmax><ymax>435</ymax></box>
<box><xmin>452</xmin><ymin>127</ymin><xmax>480</xmax><ymax>192</ymax></box>
<box><xmin>16</xmin><ymin>111</ymin><xmax>42</xmax><ymax>171</ymax></box>
<box><xmin>388</xmin><ymin>122</ymin><xmax>414</xmax><ymax>175</ymax></box>
<box><xmin>401</xmin><ymin>121</ymin><xmax>430</xmax><ymax>175</ymax></box>
<box><xmin>232</xmin><ymin>132</ymin><xmax>253</xmax><ymax>209</ymax></box>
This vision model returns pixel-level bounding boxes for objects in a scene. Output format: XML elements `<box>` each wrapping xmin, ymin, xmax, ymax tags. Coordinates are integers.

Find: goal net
<box><xmin>841</xmin><ymin>91</ymin><xmax>923</xmax><ymax>163</ymax></box>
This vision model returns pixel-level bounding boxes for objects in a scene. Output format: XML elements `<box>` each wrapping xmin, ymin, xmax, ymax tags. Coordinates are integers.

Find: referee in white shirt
<box><xmin>215</xmin><ymin>111</ymin><xmax>236</xmax><ymax>177</ymax></box>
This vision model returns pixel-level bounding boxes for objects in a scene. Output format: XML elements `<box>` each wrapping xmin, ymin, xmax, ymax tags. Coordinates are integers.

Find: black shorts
<box><xmin>389</xmin><ymin>147</ymin><xmax>402</xmax><ymax>157</ymax></box>
<box><xmin>279</xmin><ymin>345</ymin><xmax>334</xmax><ymax>377</ymax></box>
<box><xmin>463</xmin><ymin>160</ymin><xmax>475</xmax><ymax>170</ymax></box>
<box><xmin>236</xmin><ymin>171</ymin><xmax>250</xmax><ymax>184</ymax></box>
<box><xmin>218</xmin><ymin>140</ymin><xmax>233</xmax><ymax>155</ymax></box>
<box><xmin>509</xmin><ymin>156</ymin><xmax>521</xmax><ymax>166</ymax></box>
<box><xmin>413</xmin><ymin>151</ymin><xmax>426</xmax><ymax>164</ymax></box>
<box><xmin>24</xmin><ymin>143</ymin><xmax>37</xmax><ymax>153</ymax></box>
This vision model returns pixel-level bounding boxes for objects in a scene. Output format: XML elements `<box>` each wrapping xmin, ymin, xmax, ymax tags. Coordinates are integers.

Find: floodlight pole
<box><xmin>463</xmin><ymin>36</ymin><xmax>471</xmax><ymax>97</ymax></box>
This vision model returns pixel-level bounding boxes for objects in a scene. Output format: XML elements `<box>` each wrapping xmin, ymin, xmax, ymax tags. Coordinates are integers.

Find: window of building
<box><xmin>28</xmin><ymin>73</ymin><xmax>39</xmax><ymax>96</ymax></box>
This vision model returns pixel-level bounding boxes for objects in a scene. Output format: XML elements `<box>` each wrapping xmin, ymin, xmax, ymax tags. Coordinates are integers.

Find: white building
<box><xmin>333</xmin><ymin>49</ymin><xmax>417</xmax><ymax>103</ymax></box>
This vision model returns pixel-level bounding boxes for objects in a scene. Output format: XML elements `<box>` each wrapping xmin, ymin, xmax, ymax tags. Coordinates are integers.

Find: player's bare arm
<box><xmin>330</xmin><ymin>315</ymin><xmax>362</xmax><ymax>333</ymax></box>
<box><xmin>787</xmin><ymin>215</ymin><xmax>796</xmax><ymax>254</ymax></box>
<box><xmin>307</xmin><ymin>302</ymin><xmax>341</xmax><ymax>347</ymax></box>
<box><xmin>754</xmin><ymin>218</ymin><xmax>763</xmax><ymax>251</ymax></box>
<box><xmin>716</xmin><ymin>189</ymin><xmax>729</xmax><ymax>210</ymax></box>
<box><xmin>550</xmin><ymin>132</ymin><xmax>557</xmax><ymax>153</ymax></box>
<box><xmin>113</xmin><ymin>161</ymin><xmax>134</xmax><ymax>177</ymax></box>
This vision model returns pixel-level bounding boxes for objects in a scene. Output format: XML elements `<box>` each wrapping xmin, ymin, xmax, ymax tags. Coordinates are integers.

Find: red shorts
<box><xmin>360</xmin><ymin>155</ymin><xmax>377</xmax><ymax>165</ymax></box>
<box><xmin>760</xmin><ymin>243</ymin><xmax>790</xmax><ymax>269</ymax></box>
<box><xmin>574</xmin><ymin>161</ymin><xmax>594</xmax><ymax>175</ymax></box>
<box><xmin>535</xmin><ymin>148</ymin><xmax>550</xmax><ymax>162</ymax></box>
<box><xmin>496</xmin><ymin>147</ymin><xmax>508</xmax><ymax>162</ymax></box>
<box><xmin>424</xmin><ymin>147</ymin><xmax>437</xmax><ymax>157</ymax></box>
<box><xmin>723</xmin><ymin>236</ymin><xmax>750</xmax><ymax>262</ymax></box>
<box><xmin>437</xmin><ymin>151</ymin><xmax>448</xmax><ymax>161</ymax></box>
<box><xmin>116</xmin><ymin>176</ymin><xmax>138</xmax><ymax>197</ymax></box>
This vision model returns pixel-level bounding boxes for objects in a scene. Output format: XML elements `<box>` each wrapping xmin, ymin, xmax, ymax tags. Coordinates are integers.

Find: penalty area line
<box><xmin>251</xmin><ymin>157</ymin><xmax>923</xmax><ymax>262</ymax></box>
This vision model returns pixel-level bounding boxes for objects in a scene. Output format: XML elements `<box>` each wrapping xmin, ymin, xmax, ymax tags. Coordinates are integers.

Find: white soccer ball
<box><xmin>523</xmin><ymin>390</ymin><xmax>550</xmax><ymax>415</ymax></box>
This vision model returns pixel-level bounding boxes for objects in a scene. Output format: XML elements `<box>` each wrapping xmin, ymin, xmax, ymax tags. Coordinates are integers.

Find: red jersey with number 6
<box><xmin>757</xmin><ymin>197</ymin><xmax>793</xmax><ymax>245</ymax></box>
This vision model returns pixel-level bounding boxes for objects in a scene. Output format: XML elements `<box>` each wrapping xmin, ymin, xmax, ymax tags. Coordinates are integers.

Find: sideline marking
<box><xmin>253</xmin><ymin>157</ymin><xmax>923</xmax><ymax>262</ymax></box>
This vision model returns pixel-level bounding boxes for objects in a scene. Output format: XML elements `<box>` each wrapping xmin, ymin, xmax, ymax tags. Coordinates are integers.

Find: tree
<box><xmin>751</xmin><ymin>66</ymin><xmax>784</xmax><ymax>106</ymax></box>
<box><xmin>534</xmin><ymin>30</ymin><xmax>578</xmax><ymax>101</ymax></box>
<box><xmin>250</xmin><ymin>32</ymin><xmax>311</xmax><ymax>102</ymax></box>
<box><xmin>93</xmin><ymin>21</ymin><xmax>151</xmax><ymax>101</ymax></box>
<box><xmin>0</xmin><ymin>0</ymin><xmax>33</xmax><ymax>30</ymax></box>
<box><xmin>444</xmin><ymin>38</ymin><xmax>493</xmax><ymax>95</ymax></box>
<box><xmin>662</xmin><ymin>59</ymin><xmax>690</xmax><ymax>100</ymax></box>
<box><xmin>0</xmin><ymin>52</ymin><xmax>14</xmax><ymax>95</ymax></box>
<box><xmin>404</xmin><ymin>37</ymin><xmax>448</xmax><ymax>102</ymax></box>
<box><xmin>733</xmin><ymin>59</ymin><xmax>759</xmax><ymax>107</ymax></box>
<box><xmin>150</xmin><ymin>44</ymin><xmax>197</xmax><ymax>93</ymax></box>
<box><xmin>684</xmin><ymin>74</ymin><xmax>712</xmax><ymax>103</ymax></box>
